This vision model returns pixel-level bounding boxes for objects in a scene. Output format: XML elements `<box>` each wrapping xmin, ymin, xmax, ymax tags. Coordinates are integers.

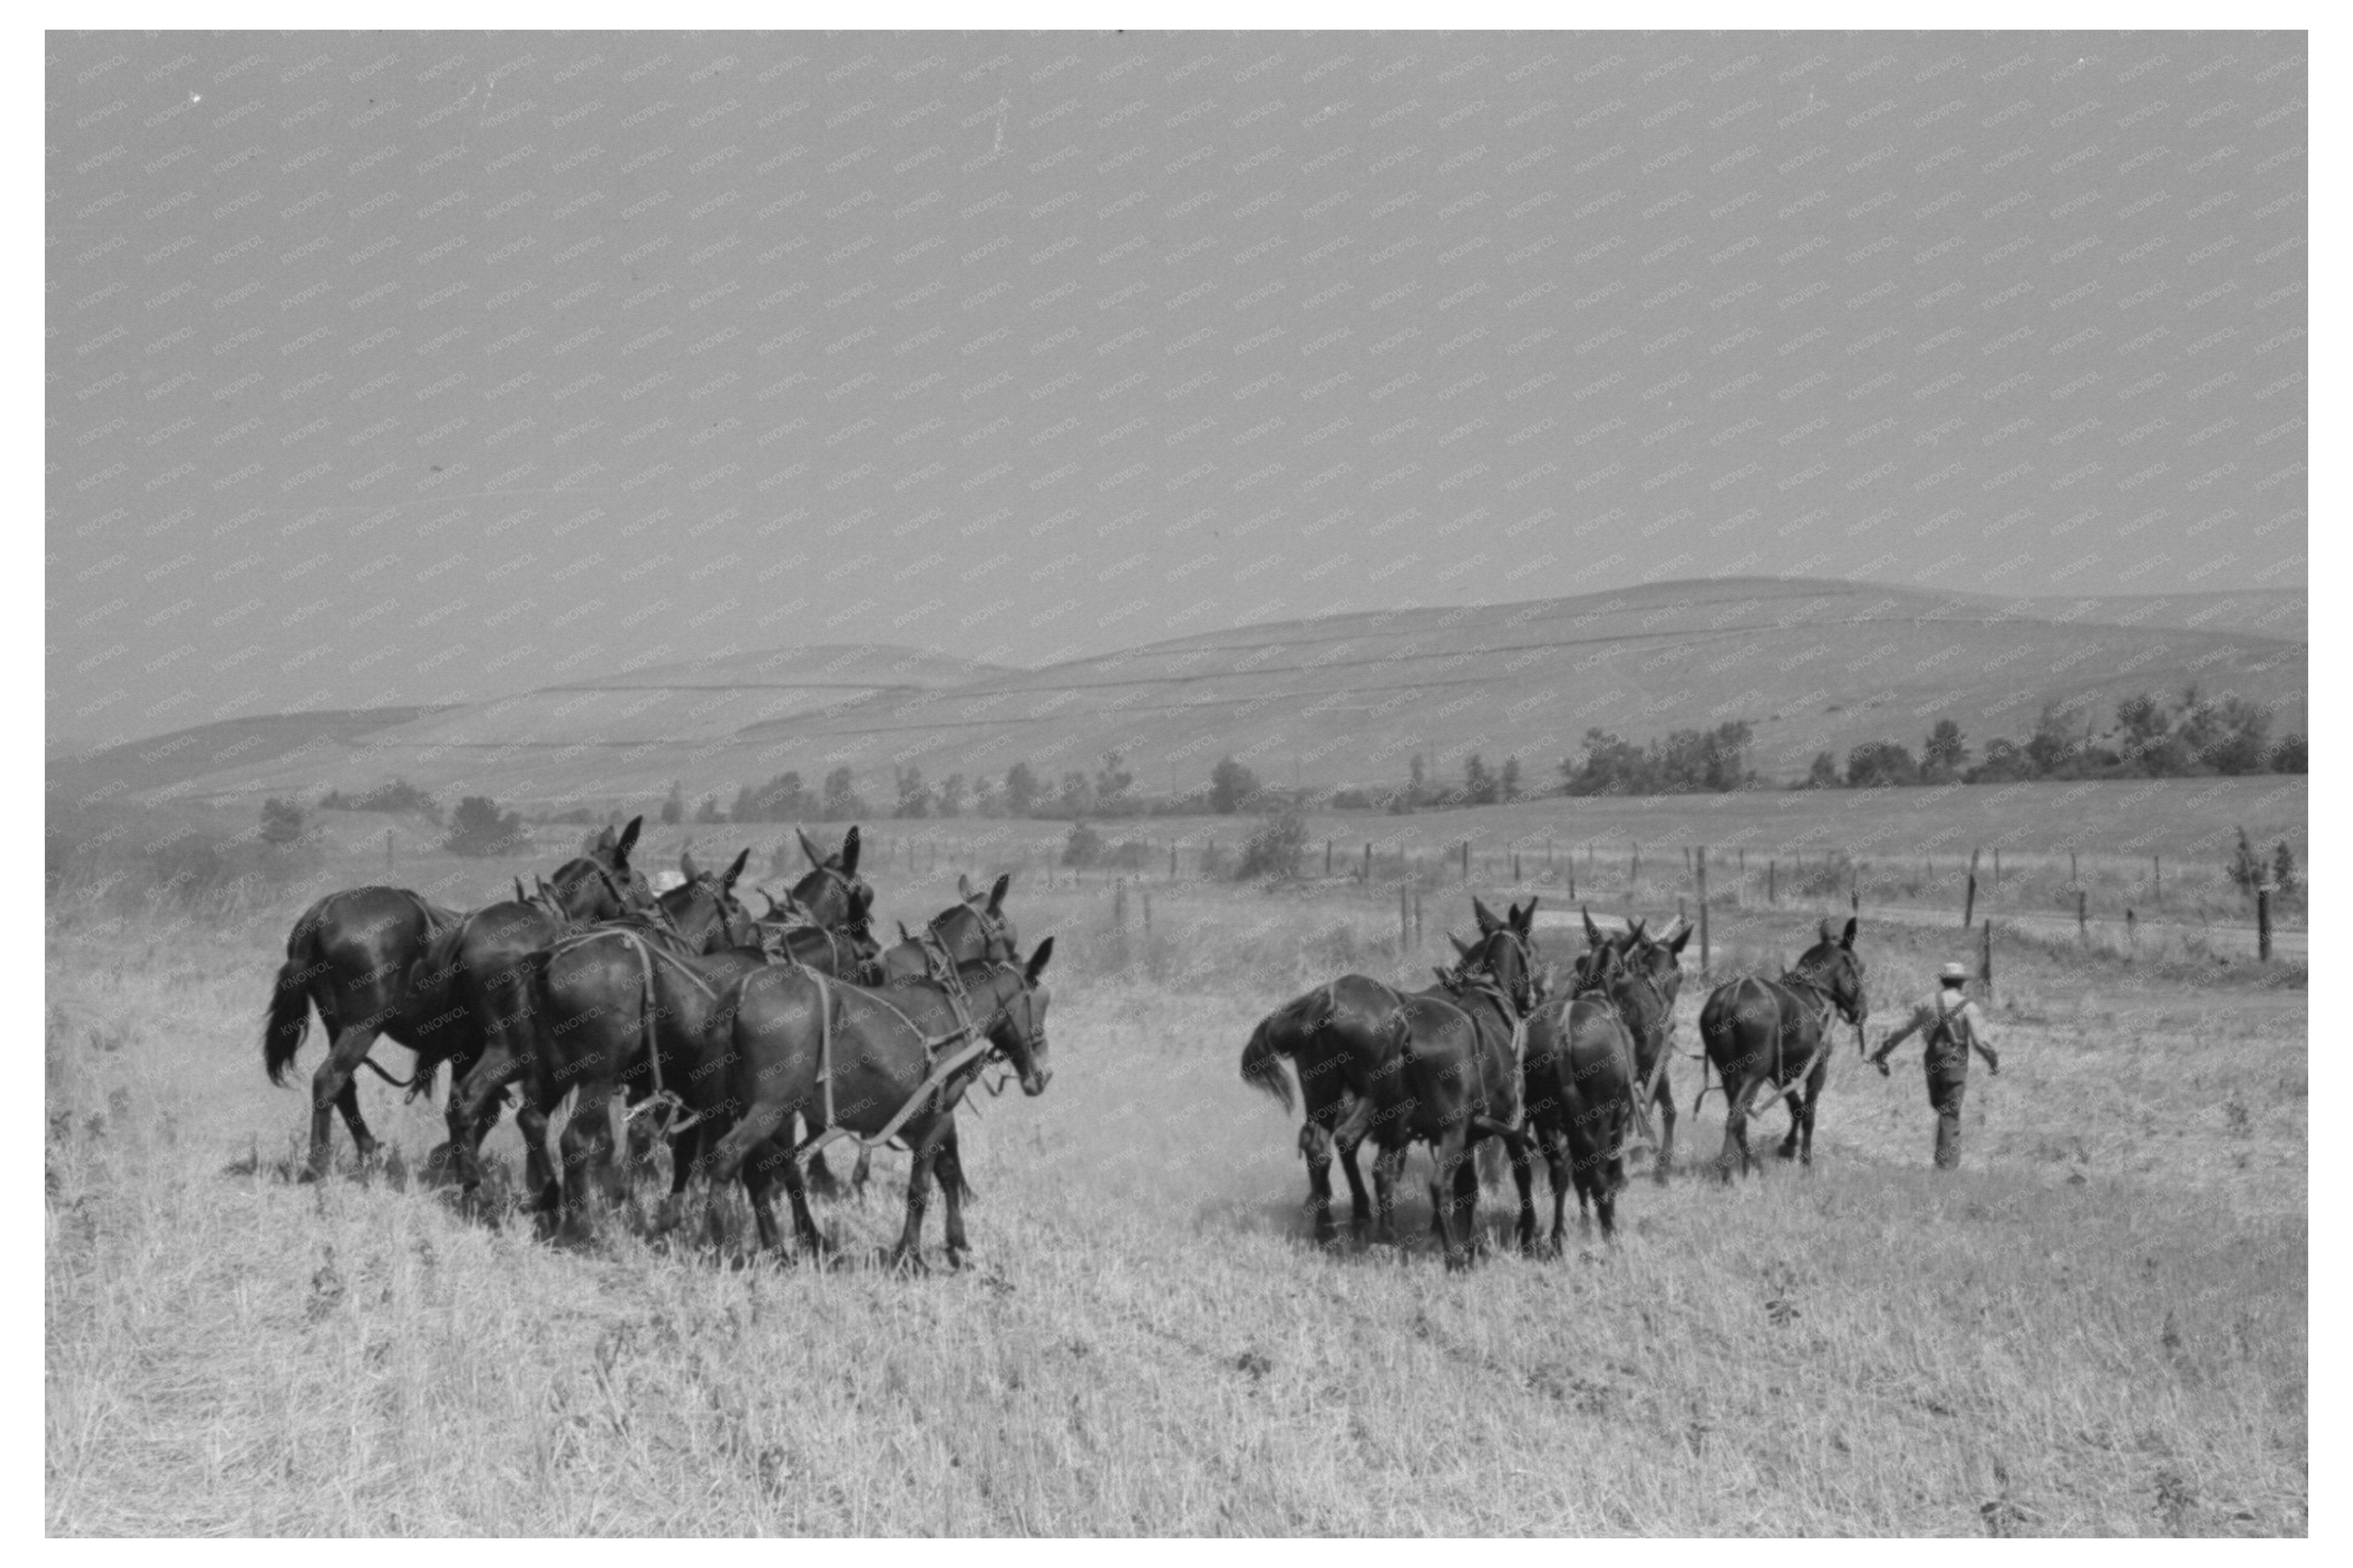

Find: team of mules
<box><xmin>1242</xmin><ymin>899</ymin><xmax>1871</xmax><ymax>1265</ymax></box>
<box><xmin>262</xmin><ymin>822</ymin><xmax>1053</xmax><ymax>1268</ymax></box>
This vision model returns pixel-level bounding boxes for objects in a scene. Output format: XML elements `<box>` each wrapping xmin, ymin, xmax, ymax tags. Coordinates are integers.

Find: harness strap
<box><xmin>791</xmin><ymin>967</ymin><xmax>1013</xmax><ymax>1165</ymax></box>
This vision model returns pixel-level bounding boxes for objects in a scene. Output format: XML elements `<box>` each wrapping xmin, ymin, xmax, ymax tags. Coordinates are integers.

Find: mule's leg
<box><xmin>1431</xmin><ymin>1127</ymin><xmax>1478</xmax><ymax>1270</ymax></box>
<box><xmin>935</xmin><ymin>1123</ymin><xmax>973</xmax><ymax>1268</ymax></box>
<box><xmin>803</xmin><ymin>1135</ymin><xmax>844</xmax><ymax>1200</ymax></box>
<box><xmin>1298</xmin><ymin>1118</ymin><xmax>1340</xmax><ymax>1246</ymax></box>
<box><xmin>1652</xmin><ymin>1062</ymin><xmax>1677</xmax><ymax>1185</ymax></box>
<box><xmin>770</xmin><ymin>1139</ymin><xmax>827</xmax><ymax>1257</ymax></box>
<box><xmin>1537</xmin><ymin>1126</ymin><xmax>1570</xmax><ymax>1251</ymax></box>
<box><xmin>888</xmin><ymin>1133</ymin><xmax>945</xmax><ymax>1271</ymax></box>
<box><xmin>851</xmin><ymin>1146</ymin><xmax>873</xmax><ymax>1195</ymax></box>
<box><xmin>1718</xmin><ymin>1074</ymin><xmax>1753</xmax><ymax>1182</ymax></box>
<box><xmin>1370</xmin><ymin>1143</ymin><xmax>1407</xmax><ymax>1246</ymax></box>
<box><xmin>1776</xmin><ymin>1072</ymin><xmax>1804</xmax><ymax>1160</ymax></box>
<box><xmin>516</xmin><ymin>1091</ymin><xmax>559</xmax><ymax>1215</ymax></box>
<box><xmin>446</xmin><ymin>1042</ymin><xmax>517</xmax><ymax>1194</ymax></box>
<box><xmin>1506</xmin><ymin>1131</ymin><xmax>1538</xmax><ymax>1255</ymax></box>
<box><xmin>1335</xmin><ymin>1130</ymin><xmax>1373</xmax><ymax>1243</ymax></box>
<box><xmin>1800</xmin><ymin>1054</ymin><xmax>1829</xmax><ymax>1165</ymax></box>
<box><xmin>555</xmin><ymin>1080</ymin><xmax>616</xmax><ymax>1243</ymax></box>
<box><xmin>304</xmin><ymin>1023</ymin><xmax>382</xmax><ymax>1179</ymax></box>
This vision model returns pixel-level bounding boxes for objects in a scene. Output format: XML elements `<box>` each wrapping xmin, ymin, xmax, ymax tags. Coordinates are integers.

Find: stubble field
<box><xmin>45</xmin><ymin>821</ymin><xmax>2305</xmax><ymax>1536</ymax></box>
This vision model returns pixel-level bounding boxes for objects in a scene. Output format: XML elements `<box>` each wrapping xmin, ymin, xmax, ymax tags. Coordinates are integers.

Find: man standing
<box><xmin>1869</xmin><ymin>961</ymin><xmax>1999</xmax><ymax>1169</ymax></box>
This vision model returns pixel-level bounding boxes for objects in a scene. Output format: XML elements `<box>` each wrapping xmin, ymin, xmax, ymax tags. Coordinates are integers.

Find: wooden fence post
<box><xmin>1325</xmin><ymin>839</ymin><xmax>1333</xmax><ymax>876</ymax></box>
<box><xmin>1414</xmin><ymin>890</ymin><xmax>1424</xmax><ymax>948</ymax></box>
<box><xmin>1113</xmin><ymin>879</ymin><xmax>1128</xmax><ymax>931</ymax></box>
<box><xmin>1400</xmin><ymin>878</ymin><xmax>1411</xmax><ymax>950</ymax></box>
<box><xmin>1364</xmin><ymin>842</ymin><xmax>1372</xmax><ymax>881</ymax></box>
<box><xmin>386</xmin><ymin>828</ymin><xmax>394</xmax><ymax>872</ymax></box>
<box><xmin>2153</xmin><ymin>854</ymin><xmax>2162</xmax><ymax>903</ymax></box>
<box><xmin>1993</xmin><ymin>848</ymin><xmax>2001</xmax><ymax>895</ymax></box>
<box><xmin>1963</xmin><ymin>847</ymin><xmax>1980</xmax><ymax>928</ymax></box>
<box><xmin>1981</xmin><ymin>919</ymin><xmax>1994</xmax><ymax>1006</ymax></box>
<box><xmin>2077</xmin><ymin>889</ymin><xmax>2089</xmax><ymax>944</ymax></box>
<box><xmin>1696</xmin><ymin>845</ymin><xmax>1710</xmax><ymax>977</ymax></box>
<box><xmin>1142</xmin><ymin>890</ymin><xmax>1151</xmax><ymax>936</ymax></box>
<box><xmin>1767</xmin><ymin>859</ymin><xmax>1776</xmax><ymax>906</ymax></box>
<box><xmin>2257</xmin><ymin>884</ymin><xmax>2273</xmax><ymax>964</ymax></box>
<box><xmin>1461</xmin><ymin>840</ymin><xmax>1471</xmax><ymax>882</ymax></box>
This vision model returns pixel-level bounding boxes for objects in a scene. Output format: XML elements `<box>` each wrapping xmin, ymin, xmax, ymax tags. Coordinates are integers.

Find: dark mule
<box><xmin>1697</xmin><ymin>917</ymin><xmax>1868</xmax><ymax>1179</ymax></box>
<box><xmin>1579</xmin><ymin>909</ymin><xmax>1690</xmax><ymax>1180</ymax></box>
<box><xmin>1371</xmin><ymin>903</ymin><xmax>1542</xmax><ymax>1268</ymax></box>
<box><xmin>263</xmin><ymin>816</ymin><xmax>650</xmax><ymax>1179</ymax></box>
<box><xmin>1239</xmin><ymin>974</ymin><xmax>1416</xmax><ymax>1246</ymax></box>
<box><xmin>1239</xmin><ymin>895</ymin><xmax>1531</xmax><ymax>1251</ymax></box>
<box><xmin>447</xmin><ymin>849</ymin><xmax>756</xmax><ymax>1216</ymax></box>
<box><xmin>1520</xmin><ymin>942</ymin><xmax>1646</xmax><ymax>1245</ymax></box>
<box><xmin>263</xmin><ymin>887</ymin><xmax>462</xmax><ymax>1177</ymax></box>
<box><xmin>701</xmin><ymin>939</ymin><xmax>1057</xmax><ymax>1269</ymax></box>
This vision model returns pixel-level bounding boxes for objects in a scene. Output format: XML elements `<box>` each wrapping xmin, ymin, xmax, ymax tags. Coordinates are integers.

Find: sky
<box><xmin>46</xmin><ymin>29</ymin><xmax>2306</xmax><ymax>752</ymax></box>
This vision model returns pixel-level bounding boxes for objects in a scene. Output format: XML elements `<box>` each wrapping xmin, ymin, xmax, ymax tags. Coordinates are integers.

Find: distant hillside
<box><xmin>53</xmin><ymin>580</ymin><xmax>2305</xmax><ymax>812</ymax></box>
<box><xmin>47</xmin><ymin>707</ymin><xmax>444</xmax><ymax>812</ymax></box>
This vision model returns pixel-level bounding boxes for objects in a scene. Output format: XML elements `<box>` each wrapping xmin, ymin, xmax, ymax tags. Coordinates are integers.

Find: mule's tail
<box><xmin>263</xmin><ymin>906</ymin><xmax>325</xmax><ymax>1087</ymax></box>
<box><xmin>1240</xmin><ymin>1017</ymin><xmax>1297</xmax><ymax>1115</ymax></box>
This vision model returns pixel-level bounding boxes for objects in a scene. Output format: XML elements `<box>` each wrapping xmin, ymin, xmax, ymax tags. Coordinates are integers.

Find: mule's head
<box><xmin>1460</xmin><ymin>918</ymin><xmax>1539</xmax><ymax>1017</ymax></box>
<box><xmin>666</xmin><ymin>846</ymin><xmax>756</xmax><ymax>953</ymax></box>
<box><xmin>789</xmin><ymin>825</ymin><xmax>873</xmax><ymax>931</ymax></box>
<box><xmin>1793</xmin><ymin>916</ymin><xmax>1868</xmax><ymax>1025</ymax></box>
<box><xmin>1629</xmin><ymin>915</ymin><xmax>1691</xmax><ymax>1004</ymax></box>
<box><xmin>549</xmin><ymin>815</ymin><xmax>652</xmax><ymax>921</ymax></box>
<box><xmin>988</xmin><ymin>938</ymin><xmax>1056</xmax><ymax>1097</ymax></box>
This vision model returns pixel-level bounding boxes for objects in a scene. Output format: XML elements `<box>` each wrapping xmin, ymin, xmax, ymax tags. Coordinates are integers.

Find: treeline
<box><xmin>1808</xmin><ymin>687</ymin><xmax>2305</xmax><ymax>790</ymax></box>
<box><xmin>657</xmin><ymin>750</ymin><xmax>1300</xmax><ymax>826</ymax></box>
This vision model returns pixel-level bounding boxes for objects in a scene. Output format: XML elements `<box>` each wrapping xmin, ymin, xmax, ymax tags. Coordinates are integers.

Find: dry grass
<box><xmin>45</xmin><ymin>872</ymin><xmax>2304</xmax><ymax>1535</ymax></box>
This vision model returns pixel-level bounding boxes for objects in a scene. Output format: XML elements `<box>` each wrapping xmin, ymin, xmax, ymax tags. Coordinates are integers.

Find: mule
<box><xmin>436</xmin><ymin>847</ymin><xmax>749</xmax><ymax>1204</ymax></box>
<box><xmin>496</xmin><ymin>850</ymin><xmax>764</xmax><ymax>1234</ymax></box>
<box><xmin>264</xmin><ymin>818</ymin><xmax>649</xmax><ymax>1179</ymax></box>
<box><xmin>1520</xmin><ymin>942</ymin><xmax>1653</xmax><ymax>1245</ymax></box>
<box><xmin>1370</xmin><ymin>905</ymin><xmax>1543</xmax><ymax>1268</ymax></box>
<box><xmin>1579</xmin><ymin>909</ymin><xmax>1689</xmax><ymax>1180</ymax></box>
<box><xmin>1696</xmin><ymin>917</ymin><xmax>1868</xmax><ymax>1179</ymax></box>
<box><xmin>701</xmin><ymin>939</ymin><xmax>1057</xmax><ymax>1269</ymax></box>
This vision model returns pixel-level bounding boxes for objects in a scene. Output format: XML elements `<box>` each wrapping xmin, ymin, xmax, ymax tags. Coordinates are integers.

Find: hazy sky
<box><xmin>47</xmin><ymin>30</ymin><xmax>2306</xmax><ymax>751</ymax></box>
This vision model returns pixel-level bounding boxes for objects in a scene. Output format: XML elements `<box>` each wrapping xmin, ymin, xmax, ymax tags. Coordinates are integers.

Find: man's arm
<box><xmin>1967</xmin><ymin>1004</ymin><xmax>1999</xmax><ymax>1073</ymax></box>
<box><xmin>1870</xmin><ymin>1005</ymin><xmax>1924</xmax><ymax>1070</ymax></box>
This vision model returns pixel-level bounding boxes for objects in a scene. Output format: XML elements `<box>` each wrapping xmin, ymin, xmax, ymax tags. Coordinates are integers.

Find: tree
<box><xmin>2271</xmin><ymin>732</ymin><xmax>2308</xmax><ymax>773</ymax></box>
<box><xmin>1062</xmin><ymin>820</ymin><xmax>1104</xmax><ymax>868</ymax></box>
<box><xmin>1805</xmin><ymin>751</ymin><xmax>1840</xmax><ymax>789</ymax></box>
<box><xmin>445</xmin><ymin>795</ymin><xmax>525</xmax><ymax>858</ymax></box>
<box><xmin>1056</xmin><ymin>770</ymin><xmax>1096</xmax><ymax>819</ymax></box>
<box><xmin>1094</xmin><ymin>750</ymin><xmax>1135</xmax><ymax>816</ymax></box>
<box><xmin>1922</xmin><ymin>719</ymin><xmax>1969</xmax><ymax>778</ymax></box>
<box><xmin>1407</xmin><ymin>753</ymin><xmax>1427</xmax><ymax>806</ymax></box>
<box><xmin>2114</xmin><ymin>693</ymin><xmax>2172</xmax><ymax>772</ymax></box>
<box><xmin>1844</xmin><ymin>741</ymin><xmax>1918</xmax><ymax>789</ymax></box>
<box><xmin>1965</xmin><ymin>737</ymin><xmax>2035</xmax><ymax>783</ymax></box>
<box><xmin>659</xmin><ymin>781</ymin><xmax>684</xmax><ymax>825</ymax></box>
<box><xmin>1237</xmin><ymin>804</ymin><xmax>1310</xmax><ymax>880</ymax></box>
<box><xmin>733</xmin><ymin>770</ymin><xmax>810</xmax><ymax>822</ymax></box>
<box><xmin>821</xmin><ymin>767</ymin><xmax>864</xmax><ymax>821</ymax></box>
<box><xmin>2205</xmin><ymin>698</ymin><xmax>2272</xmax><ymax>775</ymax></box>
<box><xmin>893</xmin><ymin>766</ymin><xmax>932</xmax><ymax>819</ymax></box>
<box><xmin>937</xmin><ymin>773</ymin><xmax>967</xmax><ymax>818</ymax></box>
<box><xmin>1500</xmin><ymin>756</ymin><xmax>1522</xmax><ymax>804</ymax></box>
<box><xmin>1003</xmin><ymin>761</ymin><xmax>1040</xmax><ymax>817</ymax></box>
<box><xmin>2271</xmin><ymin>841</ymin><xmax>2298</xmax><ymax>897</ymax></box>
<box><xmin>2226</xmin><ymin>828</ymin><xmax>2268</xmax><ymax>899</ymax></box>
<box><xmin>260</xmin><ymin>797</ymin><xmax>305</xmax><ymax>847</ymax></box>
<box><xmin>2025</xmin><ymin>701</ymin><xmax>2076</xmax><ymax>777</ymax></box>
<box><xmin>693</xmin><ymin>794</ymin><xmax>725</xmax><ymax>824</ymax></box>
<box><xmin>1209</xmin><ymin>756</ymin><xmax>1260</xmax><ymax>815</ymax></box>
<box><xmin>1463</xmin><ymin>753</ymin><xmax>1497</xmax><ymax>807</ymax></box>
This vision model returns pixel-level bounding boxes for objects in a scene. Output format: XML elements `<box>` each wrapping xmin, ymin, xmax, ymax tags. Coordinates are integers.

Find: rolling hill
<box><xmin>49</xmin><ymin>579</ymin><xmax>2305</xmax><ymax>813</ymax></box>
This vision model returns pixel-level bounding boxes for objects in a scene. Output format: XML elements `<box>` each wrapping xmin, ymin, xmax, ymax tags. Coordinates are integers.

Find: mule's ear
<box><xmin>758</xmin><ymin>888</ymin><xmax>783</xmax><ymax>917</ymax></box>
<box><xmin>1841</xmin><ymin>916</ymin><xmax>1858</xmax><ymax>949</ymax></box>
<box><xmin>1666</xmin><ymin>923</ymin><xmax>1692</xmax><ymax>956</ymax></box>
<box><xmin>798</xmin><ymin>829</ymin><xmax>824</xmax><ymax>868</ymax></box>
<box><xmin>958</xmin><ymin>872</ymin><xmax>976</xmax><ymax>901</ymax></box>
<box><xmin>989</xmin><ymin>872</ymin><xmax>1010</xmax><ymax>912</ymax></box>
<box><xmin>1449</xmin><ymin>932</ymin><xmax>1473</xmax><ymax>958</ymax></box>
<box><xmin>1025</xmin><ymin>936</ymin><xmax>1055</xmax><ymax>982</ymax></box>
<box><xmin>898</xmin><ymin>919</ymin><xmax>915</xmax><ymax>942</ymax></box>
<box><xmin>1583</xmin><ymin>907</ymin><xmax>1603</xmax><ymax>947</ymax></box>
<box><xmin>839</xmin><ymin>825</ymin><xmax>861</xmax><ymax>875</ymax></box>
<box><xmin>1471</xmin><ymin>896</ymin><xmax>1501</xmax><ymax>935</ymax></box>
<box><xmin>680</xmin><ymin>849</ymin><xmax>701</xmax><ymax>881</ymax></box>
<box><xmin>723</xmin><ymin>847</ymin><xmax>750</xmax><ymax>889</ymax></box>
<box><xmin>1818</xmin><ymin>918</ymin><xmax>1836</xmax><ymax>944</ymax></box>
<box><xmin>617</xmin><ymin>816</ymin><xmax>643</xmax><ymax>860</ymax></box>
<box><xmin>1627</xmin><ymin>916</ymin><xmax>1648</xmax><ymax>944</ymax></box>
<box><xmin>514</xmin><ymin>877</ymin><xmax>528</xmax><ymax>904</ymax></box>
<box><xmin>1516</xmin><ymin>896</ymin><xmax>1538</xmax><ymax>933</ymax></box>
<box><xmin>594</xmin><ymin>824</ymin><xmax>616</xmax><ymax>853</ymax></box>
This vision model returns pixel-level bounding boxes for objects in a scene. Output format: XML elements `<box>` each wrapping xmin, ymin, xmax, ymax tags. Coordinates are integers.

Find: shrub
<box><xmin>259</xmin><ymin>797</ymin><xmax>306</xmax><ymax>847</ymax></box>
<box><xmin>1236</xmin><ymin>806</ymin><xmax>1309</xmax><ymax>881</ymax></box>
<box><xmin>1062</xmin><ymin>821</ymin><xmax>1105</xmax><ymax>869</ymax></box>
<box><xmin>1209</xmin><ymin>756</ymin><xmax>1260</xmax><ymax>815</ymax></box>
<box><xmin>445</xmin><ymin>795</ymin><xmax>527</xmax><ymax>858</ymax></box>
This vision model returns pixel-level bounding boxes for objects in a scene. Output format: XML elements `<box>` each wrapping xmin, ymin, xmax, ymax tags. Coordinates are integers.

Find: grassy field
<box><xmin>45</xmin><ymin>818</ymin><xmax>2305</xmax><ymax>1535</ymax></box>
